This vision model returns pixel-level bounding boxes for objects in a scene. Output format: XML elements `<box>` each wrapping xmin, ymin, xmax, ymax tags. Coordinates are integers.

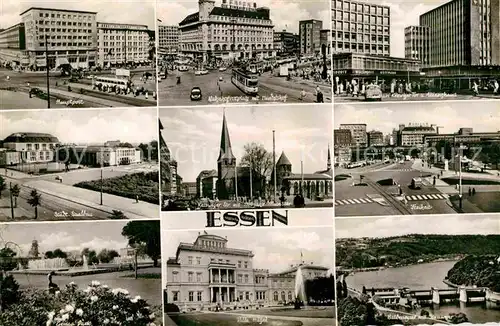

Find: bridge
<box><xmin>363</xmin><ymin>286</ymin><xmax>492</xmax><ymax>305</ymax></box>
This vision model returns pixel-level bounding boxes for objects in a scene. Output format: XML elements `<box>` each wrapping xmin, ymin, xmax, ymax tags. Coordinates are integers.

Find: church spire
<box><xmin>327</xmin><ymin>144</ymin><xmax>331</xmax><ymax>170</ymax></box>
<box><xmin>218</xmin><ymin>110</ymin><xmax>235</xmax><ymax>162</ymax></box>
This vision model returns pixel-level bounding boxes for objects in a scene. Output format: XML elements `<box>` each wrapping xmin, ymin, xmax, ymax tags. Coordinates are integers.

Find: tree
<box><xmin>52</xmin><ymin>248</ymin><xmax>67</xmax><ymax>259</ymax></box>
<box><xmin>108</xmin><ymin>210</ymin><xmax>127</xmax><ymax>220</ymax></box>
<box><xmin>0</xmin><ymin>176</ymin><xmax>6</xmax><ymax>199</ymax></box>
<box><xmin>122</xmin><ymin>221</ymin><xmax>160</xmax><ymax>267</ymax></box>
<box><xmin>0</xmin><ymin>247</ymin><xmax>17</xmax><ymax>271</ymax></box>
<box><xmin>81</xmin><ymin>248</ymin><xmax>98</xmax><ymax>265</ymax></box>
<box><xmin>97</xmin><ymin>249</ymin><xmax>120</xmax><ymax>264</ymax></box>
<box><xmin>27</xmin><ymin>190</ymin><xmax>41</xmax><ymax>219</ymax></box>
<box><xmin>10</xmin><ymin>184</ymin><xmax>20</xmax><ymax>208</ymax></box>
<box><xmin>118</xmin><ymin>142</ymin><xmax>134</xmax><ymax>148</ymax></box>
<box><xmin>239</xmin><ymin>142</ymin><xmax>273</xmax><ymax>195</ymax></box>
<box><xmin>44</xmin><ymin>251</ymin><xmax>54</xmax><ymax>259</ymax></box>
<box><xmin>0</xmin><ymin>272</ymin><xmax>20</xmax><ymax>311</ymax></box>
<box><xmin>138</xmin><ymin>141</ymin><xmax>158</xmax><ymax>162</ymax></box>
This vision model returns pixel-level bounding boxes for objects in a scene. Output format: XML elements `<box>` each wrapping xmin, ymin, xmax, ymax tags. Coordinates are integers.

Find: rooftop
<box><xmin>20</xmin><ymin>7</ymin><xmax>97</xmax><ymax>16</ymax></box>
<box><xmin>4</xmin><ymin>132</ymin><xmax>59</xmax><ymax>143</ymax></box>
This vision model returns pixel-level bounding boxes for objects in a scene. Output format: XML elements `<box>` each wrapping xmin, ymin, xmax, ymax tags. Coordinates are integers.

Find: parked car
<box><xmin>219</xmin><ymin>67</ymin><xmax>227</xmax><ymax>72</ymax></box>
<box><xmin>190</xmin><ymin>87</ymin><xmax>202</xmax><ymax>101</ymax></box>
<box><xmin>364</xmin><ymin>84</ymin><xmax>383</xmax><ymax>101</ymax></box>
<box><xmin>410</xmin><ymin>177</ymin><xmax>423</xmax><ymax>189</ymax></box>
<box><xmin>219</xmin><ymin>76</ymin><xmax>223</xmax><ymax>81</ymax></box>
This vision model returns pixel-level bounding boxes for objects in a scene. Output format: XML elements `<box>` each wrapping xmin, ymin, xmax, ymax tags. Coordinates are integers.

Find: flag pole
<box><xmin>273</xmin><ymin>130</ymin><xmax>276</xmax><ymax>203</ymax></box>
<box><xmin>235</xmin><ymin>158</ymin><xmax>238</xmax><ymax>202</ymax></box>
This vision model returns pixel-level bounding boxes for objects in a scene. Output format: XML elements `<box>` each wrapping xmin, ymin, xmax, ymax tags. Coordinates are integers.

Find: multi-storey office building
<box><xmin>368</xmin><ymin>130</ymin><xmax>384</xmax><ymax>147</ymax></box>
<box><xmin>331</xmin><ymin>0</ymin><xmax>390</xmax><ymax>57</ymax></box>
<box><xmin>404</xmin><ymin>25</ymin><xmax>429</xmax><ymax>64</ymax></box>
<box><xmin>158</xmin><ymin>25</ymin><xmax>179</xmax><ymax>54</ymax></box>
<box><xmin>299</xmin><ymin>19</ymin><xmax>323</xmax><ymax>56</ymax></box>
<box><xmin>165</xmin><ymin>233</ymin><xmax>329</xmax><ymax>311</ymax></box>
<box><xmin>178</xmin><ymin>0</ymin><xmax>275</xmax><ymax>63</ymax></box>
<box><xmin>339</xmin><ymin>123</ymin><xmax>367</xmax><ymax>146</ymax></box>
<box><xmin>320</xmin><ymin>29</ymin><xmax>332</xmax><ymax>56</ymax></box>
<box><xmin>0</xmin><ymin>23</ymin><xmax>26</xmax><ymax>66</ymax></box>
<box><xmin>399</xmin><ymin>123</ymin><xmax>437</xmax><ymax>147</ymax></box>
<box><xmin>273</xmin><ymin>30</ymin><xmax>298</xmax><ymax>56</ymax></box>
<box><xmin>20</xmin><ymin>7</ymin><xmax>98</xmax><ymax>70</ymax></box>
<box><xmin>410</xmin><ymin>0</ymin><xmax>500</xmax><ymax>89</ymax></box>
<box><xmin>96</xmin><ymin>22</ymin><xmax>151</xmax><ymax>68</ymax></box>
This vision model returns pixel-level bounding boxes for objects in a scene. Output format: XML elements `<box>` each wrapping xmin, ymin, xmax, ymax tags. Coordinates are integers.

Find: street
<box><xmin>334</xmin><ymin>92</ymin><xmax>500</xmax><ymax>102</ymax></box>
<box><xmin>0</xmin><ymin>163</ymin><xmax>159</xmax><ymax>221</ymax></box>
<box><xmin>158</xmin><ymin>69</ymin><xmax>332</xmax><ymax>106</ymax></box>
<box><xmin>0</xmin><ymin>68</ymin><xmax>157</xmax><ymax>109</ymax></box>
<box><xmin>334</xmin><ymin>160</ymin><xmax>458</xmax><ymax>217</ymax></box>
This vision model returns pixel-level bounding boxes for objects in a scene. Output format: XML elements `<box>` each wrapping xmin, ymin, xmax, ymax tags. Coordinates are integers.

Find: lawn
<box><xmin>441</xmin><ymin>177</ymin><xmax>500</xmax><ymax>186</ymax></box>
<box><xmin>121</xmin><ymin>273</ymin><xmax>161</xmax><ymax>279</ymax></box>
<box><xmin>466</xmin><ymin>192</ymin><xmax>500</xmax><ymax>212</ymax></box>
<box><xmin>74</xmin><ymin>171</ymin><xmax>159</xmax><ymax>204</ymax></box>
<box><xmin>168</xmin><ymin>313</ymin><xmax>303</xmax><ymax>326</ymax></box>
<box><xmin>239</xmin><ymin>307</ymin><xmax>335</xmax><ymax>318</ymax></box>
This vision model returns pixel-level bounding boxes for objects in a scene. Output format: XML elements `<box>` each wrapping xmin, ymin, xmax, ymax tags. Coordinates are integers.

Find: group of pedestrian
<box><xmin>468</xmin><ymin>187</ymin><xmax>476</xmax><ymax>196</ymax></box>
<box><xmin>472</xmin><ymin>79</ymin><xmax>499</xmax><ymax>96</ymax></box>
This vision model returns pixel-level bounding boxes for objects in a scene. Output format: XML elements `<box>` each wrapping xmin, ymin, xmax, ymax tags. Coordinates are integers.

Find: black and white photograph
<box><xmin>0</xmin><ymin>108</ymin><xmax>160</xmax><ymax>221</ymax></box>
<box><xmin>335</xmin><ymin>214</ymin><xmax>500</xmax><ymax>325</ymax></box>
<box><xmin>0</xmin><ymin>220</ymin><xmax>163</xmax><ymax>326</ymax></box>
<box><xmin>156</xmin><ymin>0</ymin><xmax>332</xmax><ymax>106</ymax></box>
<box><xmin>161</xmin><ymin>214</ymin><xmax>334</xmax><ymax>325</ymax></box>
<box><xmin>0</xmin><ymin>0</ymin><xmax>157</xmax><ymax>109</ymax></box>
<box><xmin>331</xmin><ymin>0</ymin><xmax>500</xmax><ymax>102</ymax></box>
<box><xmin>159</xmin><ymin>105</ymin><xmax>332</xmax><ymax>211</ymax></box>
<box><xmin>334</xmin><ymin>101</ymin><xmax>500</xmax><ymax>217</ymax></box>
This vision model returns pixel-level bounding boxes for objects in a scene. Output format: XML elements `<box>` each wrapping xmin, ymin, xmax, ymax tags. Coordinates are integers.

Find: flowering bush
<box><xmin>0</xmin><ymin>281</ymin><xmax>157</xmax><ymax>326</ymax></box>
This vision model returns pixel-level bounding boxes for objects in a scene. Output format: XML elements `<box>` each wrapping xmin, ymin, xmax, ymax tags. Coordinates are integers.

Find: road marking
<box><xmin>405</xmin><ymin>193</ymin><xmax>448</xmax><ymax>201</ymax></box>
<box><xmin>416</xmin><ymin>195</ymin><xmax>424</xmax><ymax>200</ymax></box>
<box><xmin>335</xmin><ymin>198</ymin><xmax>374</xmax><ymax>206</ymax></box>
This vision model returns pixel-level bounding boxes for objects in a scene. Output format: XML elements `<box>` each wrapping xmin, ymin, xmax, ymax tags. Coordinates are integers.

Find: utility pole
<box><xmin>45</xmin><ymin>33</ymin><xmax>51</xmax><ymax>108</ymax></box>
<box><xmin>134</xmin><ymin>249</ymin><xmax>138</xmax><ymax>279</ymax></box>
<box><xmin>458</xmin><ymin>147</ymin><xmax>463</xmax><ymax>209</ymax></box>
<box><xmin>273</xmin><ymin>130</ymin><xmax>276</xmax><ymax>203</ymax></box>
<box><xmin>9</xmin><ymin>182</ymin><xmax>14</xmax><ymax>220</ymax></box>
<box><xmin>249</xmin><ymin>159</ymin><xmax>253</xmax><ymax>202</ymax></box>
<box><xmin>100</xmin><ymin>168</ymin><xmax>103</xmax><ymax>205</ymax></box>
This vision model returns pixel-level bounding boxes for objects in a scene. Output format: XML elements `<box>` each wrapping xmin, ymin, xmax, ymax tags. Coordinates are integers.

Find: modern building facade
<box><xmin>2</xmin><ymin>132</ymin><xmax>59</xmax><ymax>164</ymax></box>
<box><xmin>331</xmin><ymin>0</ymin><xmax>390</xmax><ymax>57</ymax></box>
<box><xmin>404</xmin><ymin>25</ymin><xmax>429</xmax><ymax>64</ymax></box>
<box><xmin>160</xmin><ymin>120</ymin><xmax>179</xmax><ymax>197</ymax></box>
<box><xmin>368</xmin><ymin>130</ymin><xmax>384</xmax><ymax>147</ymax></box>
<box><xmin>96</xmin><ymin>22</ymin><xmax>150</xmax><ymax>68</ymax></box>
<box><xmin>158</xmin><ymin>25</ymin><xmax>179</xmax><ymax>53</ymax></box>
<box><xmin>273</xmin><ymin>30</ymin><xmax>298</xmax><ymax>56</ymax></box>
<box><xmin>339</xmin><ymin>123</ymin><xmax>367</xmax><ymax>146</ymax></box>
<box><xmin>165</xmin><ymin>233</ymin><xmax>329</xmax><ymax>311</ymax></box>
<box><xmin>398</xmin><ymin>123</ymin><xmax>438</xmax><ymax>147</ymax></box>
<box><xmin>299</xmin><ymin>19</ymin><xmax>323</xmax><ymax>56</ymax></box>
<box><xmin>56</xmin><ymin>145</ymin><xmax>141</xmax><ymax>167</ymax></box>
<box><xmin>20</xmin><ymin>7</ymin><xmax>98</xmax><ymax>70</ymax></box>
<box><xmin>424</xmin><ymin>128</ymin><xmax>500</xmax><ymax>147</ymax></box>
<box><xmin>178</xmin><ymin>0</ymin><xmax>275</xmax><ymax>63</ymax></box>
<box><xmin>320</xmin><ymin>29</ymin><xmax>332</xmax><ymax>56</ymax></box>
<box><xmin>0</xmin><ymin>23</ymin><xmax>26</xmax><ymax>66</ymax></box>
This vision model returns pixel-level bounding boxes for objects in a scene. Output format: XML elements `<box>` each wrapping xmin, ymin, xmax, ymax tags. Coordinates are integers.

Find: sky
<box><xmin>157</xmin><ymin>0</ymin><xmax>330</xmax><ymax>35</ymax></box>
<box><xmin>0</xmin><ymin>0</ymin><xmax>156</xmax><ymax>30</ymax></box>
<box><xmin>162</xmin><ymin>227</ymin><xmax>334</xmax><ymax>275</ymax></box>
<box><xmin>334</xmin><ymin>102</ymin><xmax>500</xmax><ymax>135</ymax></box>
<box><xmin>160</xmin><ymin>105</ymin><xmax>332</xmax><ymax>182</ymax></box>
<box><xmin>0</xmin><ymin>221</ymin><xmax>130</xmax><ymax>256</ymax></box>
<box><xmin>162</xmin><ymin>208</ymin><xmax>333</xmax><ymax>230</ymax></box>
<box><xmin>335</xmin><ymin>214</ymin><xmax>500</xmax><ymax>239</ymax></box>
<box><xmin>0</xmin><ymin>108</ymin><xmax>157</xmax><ymax>145</ymax></box>
<box><xmin>356</xmin><ymin>0</ymin><xmax>451</xmax><ymax>58</ymax></box>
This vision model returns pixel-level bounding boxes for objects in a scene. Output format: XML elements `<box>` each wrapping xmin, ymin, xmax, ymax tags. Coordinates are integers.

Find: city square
<box><xmin>159</xmin><ymin>105</ymin><xmax>333</xmax><ymax>211</ymax></box>
<box><xmin>156</xmin><ymin>0</ymin><xmax>332</xmax><ymax>106</ymax></box>
<box><xmin>161</xmin><ymin>218</ymin><xmax>334</xmax><ymax>326</ymax></box>
<box><xmin>334</xmin><ymin>101</ymin><xmax>500</xmax><ymax>217</ymax></box>
<box><xmin>331</xmin><ymin>0</ymin><xmax>500</xmax><ymax>102</ymax></box>
<box><xmin>0</xmin><ymin>108</ymin><xmax>159</xmax><ymax>221</ymax></box>
<box><xmin>0</xmin><ymin>1</ymin><xmax>157</xmax><ymax>109</ymax></box>
<box><xmin>0</xmin><ymin>220</ymin><xmax>163</xmax><ymax>326</ymax></box>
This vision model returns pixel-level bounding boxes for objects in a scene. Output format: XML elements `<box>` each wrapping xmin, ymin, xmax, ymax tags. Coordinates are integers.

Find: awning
<box><xmin>56</xmin><ymin>58</ymin><xmax>70</xmax><ymax>66</ymax></box>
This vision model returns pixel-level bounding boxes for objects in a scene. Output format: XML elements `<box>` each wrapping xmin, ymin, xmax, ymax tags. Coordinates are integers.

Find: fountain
<box><xmin>294</xmin><ymin>265</ymin><xmax>307</xmax><ymax>309</ymax></box>
<box><xmin>27</xmin><ymin>258</ymin><xmax>69</xmax><ymax>271</ymax></box>
<box><xmin>82</xmin><ymin>255</ymin><xmax>89</xmax><ymax>270</ymax></box>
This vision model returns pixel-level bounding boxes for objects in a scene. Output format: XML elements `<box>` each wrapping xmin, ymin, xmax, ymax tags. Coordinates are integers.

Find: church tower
<box><xmin>275</xmin><ymin>151</ymin><xmax>292</xmax><ymax>191</ymax></box>
<box><xmin>216</xmin><ymin>111</ymin><xmax>236</xmax><ymax>200</ymax></box>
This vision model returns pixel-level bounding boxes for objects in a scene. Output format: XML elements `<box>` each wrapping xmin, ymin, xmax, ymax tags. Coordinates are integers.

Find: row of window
<box><xmin>170</xmin><ymin>290</ymin><xmax>293</xmax><ymax>302</ymax></box>
<box><xmin>24</xmin><ymin>143</ymin><xmax>56</xmax><ymax>150</ymax></box>
<box><xmin>101</xmin><ymin>35</ymin><xmax>148</xmax><ymax>41</ymax></box>
<box><xmin>36</xmin><ymin>20</ymin><xmax>92</xmax><ymax>27</ymax></box>
<box><xmin>209</xmin><ymin>15</ymin><xmax>271</xmax><ymax>25</ymax></box>
<box><xmin>333</xmin><ymin>1</ymin><xmax>389</xmax><ymax>16</ymax></box>
<box><xmin>37</xmin><ymin>12</ymin><xmax>94</xmax><ymax>21</ymax></box>
<box><xmin>332</xmin><ymin>11</ymin><xmax>390</xmax><ymax>25</ymax></box>
<box><xmin>334</xmin><ymin>32</ymin><xmax>389</xmax><ymax>43</ymax></box>
<box><xmin>22</xmin><ymin>151</ymin><xmax>52</xmax><ymax>161</ymax></box>
<box><xmin>333</xmin><ymin>21</ymin><xmax>390</xmax><ymax>34</ymax></box>
<box><xmin>38</xmin><ymin>35</ymin><xmax>91</xmax><ymax>41</ymax></box>
<box><xmin>37</xmin><ymin>28</ymin><xmax>93</xmax><ymax>33</ymax></box>
<box><xmin>38</xmin><ymin>42</ymin><xmax>93</xmax><ymax>48</ymax></box>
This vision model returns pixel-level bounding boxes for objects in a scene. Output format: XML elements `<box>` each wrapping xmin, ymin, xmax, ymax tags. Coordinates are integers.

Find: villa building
<box><xmin>1</xmin><ymin>132</ymin><xmax>60</xmax><ymax>164</ymax></box>
<box><xmin>165</xmin><ymin>232</ymin><xmax>329</xmax><ymax>311</ymax></box>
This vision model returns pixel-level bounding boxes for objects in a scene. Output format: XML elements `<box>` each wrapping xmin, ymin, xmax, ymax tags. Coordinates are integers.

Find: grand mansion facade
<box><xmin>165</xmin><ymin>233</ymin><xmax>329</xmax><ymax>311</ymax></box>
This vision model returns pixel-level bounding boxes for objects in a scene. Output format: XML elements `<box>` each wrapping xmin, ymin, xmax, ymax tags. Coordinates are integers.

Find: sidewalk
<box><xmin>23</xmin><ymin>180</ymin><xmax>158</xmax><ymax>219</ymax></box>
<box><xmin>413</xmin><ymin>159</ymin><xmax>500</xmax><ymax>181</ymax></box>
<box><xmin>35</xmin><ymin>86</ymin><xmax>131</xmax><ymax>107</ymax></box>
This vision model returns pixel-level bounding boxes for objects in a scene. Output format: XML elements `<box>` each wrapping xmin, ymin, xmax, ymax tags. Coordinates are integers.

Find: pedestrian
<box><xmin>472</xmin><ymin>81</ymin><xmax>479</xmax><ymax>96</ymax></box>
<box><xmin>468</xmin><ymin>187</ymin><xmax>472</xmax><ymax>196</ymax></box>
<box><xmin>494</xmin><ymin>80</ymin><xmax>499</xmax><ymax>95</ymax></box>
<box><xmin>472</xmin><ymin>188</ymin><xmax>476</xmax><ymax>195</ymax></box>
<box><xmin>136</xmin><ymin>195</ymin><xmax>139</xmax><ymax>203</ymax></box>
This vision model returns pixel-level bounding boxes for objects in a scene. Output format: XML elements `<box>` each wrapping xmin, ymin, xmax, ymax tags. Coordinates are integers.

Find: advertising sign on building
<box><xmin>115</xmin><ymin>68</ymin><xmax>130</xmax><ymax>77</ymax></box>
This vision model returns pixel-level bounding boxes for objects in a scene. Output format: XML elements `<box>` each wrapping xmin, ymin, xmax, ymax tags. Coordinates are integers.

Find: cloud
<box><xmin>1</xmin><ymin>0</ymin><xmax>155</xmax><ymax>29</ymax></box>
<box><xmin>1</xmin><ymin>109</ymin><xmax>157</xmax><ymax>144</ymax></box>
<box><xmin>335</xmin><ymin>215</ymin><xmax>500</xmax><ymax>239</ymax></box>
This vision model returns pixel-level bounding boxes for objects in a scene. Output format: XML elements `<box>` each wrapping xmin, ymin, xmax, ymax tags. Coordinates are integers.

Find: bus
<box><xmin>231</xmin><ymin>68</ymin><xmax>258</xmax><ymax>95</ymax></box>
<box><xmin>92</xmin><ymin>76</ymin><xmax>129</xmax><ymax>94</ymax></box>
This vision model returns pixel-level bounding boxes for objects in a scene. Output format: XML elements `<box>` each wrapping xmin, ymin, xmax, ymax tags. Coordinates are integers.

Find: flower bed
<box><xmin>0</xmin><ymin>281</ymin><xmax>158</xmax><ymax>326</ymax></box>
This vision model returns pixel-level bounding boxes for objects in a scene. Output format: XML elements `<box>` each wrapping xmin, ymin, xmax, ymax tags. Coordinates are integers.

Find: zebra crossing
<box><xmin>405</xmin><ymin>193</ymin><xmax>448</xmax><ymax>201</ymax></box>
<box><xmin>335</xmin><ymin>198</ymin><xmax>375</xmax><ymax>206</ymax></box>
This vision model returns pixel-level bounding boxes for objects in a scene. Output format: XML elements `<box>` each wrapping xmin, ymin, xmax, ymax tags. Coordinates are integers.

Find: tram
<box><xmin>231</xmin><ymin>68</ymin><xmax>259</xmax><ymax>95</ymax></box>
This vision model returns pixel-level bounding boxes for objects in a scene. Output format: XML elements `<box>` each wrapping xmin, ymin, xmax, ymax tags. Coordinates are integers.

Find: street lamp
<box><xmin>100</xmin><ymin>167</ymin><xmax>103</xmax><ymax>205</ymax></box>
<box><xmin>457</xmin><ymin>145</ymin><xmax>466</xmax><ymax>209</ymax></box>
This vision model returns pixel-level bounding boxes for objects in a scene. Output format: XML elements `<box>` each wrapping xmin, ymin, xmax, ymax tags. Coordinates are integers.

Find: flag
<box><xmin>157</xmin><ymin>19</ymin><xmax>162</xmax><ymax>23</ymax></box>
<box><xmin>300</xmin><ymin>251</ymin><xmax>303</xmax><ymax>262</ymax></box>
